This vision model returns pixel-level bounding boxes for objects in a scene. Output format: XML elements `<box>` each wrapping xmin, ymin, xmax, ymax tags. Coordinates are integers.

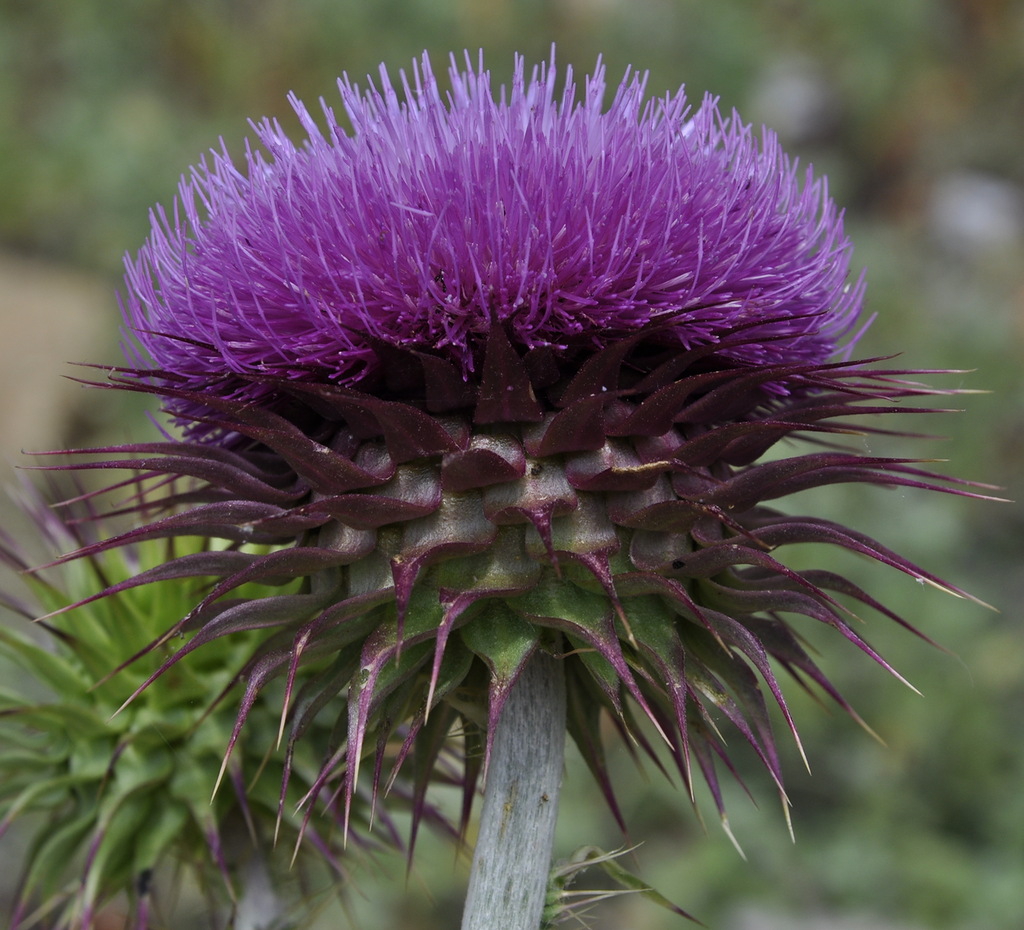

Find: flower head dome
<box><xmin>43</xmin><ymin>51</ymin><xmax>989</xmax><ymax>876</ymax></box>
<box><xmin>124</xmin><ymin>51</ymin><xmax>864</xmax><ymax>430</ymax></box>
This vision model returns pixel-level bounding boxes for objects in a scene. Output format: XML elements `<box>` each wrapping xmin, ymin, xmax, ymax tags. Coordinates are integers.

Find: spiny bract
<box><xmin>42</xmin><ymin>51</ymin><xmax>987</xmax><ymax>849</ymax></box>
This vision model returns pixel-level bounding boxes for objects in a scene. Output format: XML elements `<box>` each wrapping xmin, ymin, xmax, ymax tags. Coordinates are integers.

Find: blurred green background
<box><xmin>1</xmin><ymin>1</ymin><xmax>1022</xmax><ymax>928</ymax></box>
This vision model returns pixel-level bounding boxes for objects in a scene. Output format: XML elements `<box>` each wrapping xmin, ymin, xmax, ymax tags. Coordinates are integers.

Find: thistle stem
<box><xmin>460</xmin><ymin>652</ymin><xmax>566</xmax><ymax>930</ymax></box>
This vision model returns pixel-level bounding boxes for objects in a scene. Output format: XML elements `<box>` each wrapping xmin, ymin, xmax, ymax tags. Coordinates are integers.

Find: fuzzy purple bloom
<box><xmin>125</xmin><ymin>51</ymin><xmax>863</xmax><ymax>425</ymax></box>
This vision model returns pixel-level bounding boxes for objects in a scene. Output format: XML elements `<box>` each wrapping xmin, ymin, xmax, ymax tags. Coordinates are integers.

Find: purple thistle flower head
<box><xmin>124</xmin><ymin>51</ymin><xmax>864</xmax><ymax>428</ymax></box>
<box><xmin>36</xmin><ymin>50</ymin><xmax>994</xmax><ymax>886</ymax></box>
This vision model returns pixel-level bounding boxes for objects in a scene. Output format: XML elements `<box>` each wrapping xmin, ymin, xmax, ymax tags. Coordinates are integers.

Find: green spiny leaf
<box><xmin>0</xmin><ymin>626</ymin><xmax>90</xmax><ymax>696</ymax></box>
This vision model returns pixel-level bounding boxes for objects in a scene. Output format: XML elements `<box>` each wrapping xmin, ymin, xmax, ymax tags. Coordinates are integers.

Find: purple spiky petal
<box><xmin>121</xmin><ymin>52</ymin><xmax>865</xmax><ymax>439</ymax></box>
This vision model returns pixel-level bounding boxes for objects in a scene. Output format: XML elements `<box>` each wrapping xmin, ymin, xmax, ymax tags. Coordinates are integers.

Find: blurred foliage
<box><xmin>0</xmin><ymin>490</ymin><xmax>454</xmax><ymax>929</ymax></box>
<box><xmin>1</xmin><ymin>0</ymin><xmax>1022</xmax><ymax>928</ymax></box>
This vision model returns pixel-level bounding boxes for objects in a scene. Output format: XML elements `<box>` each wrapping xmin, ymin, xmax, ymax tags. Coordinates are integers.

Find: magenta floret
<box><xmin>123</xmin><ymin>51</ymin><xmax>864</xmax><ymax>411</ymax></box>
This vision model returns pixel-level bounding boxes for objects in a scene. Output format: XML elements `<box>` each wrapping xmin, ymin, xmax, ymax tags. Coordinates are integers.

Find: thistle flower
<box><xmin>41</xmin><ymin>51</ymin><xmax>988</xmax><ymax>883</ymax></box>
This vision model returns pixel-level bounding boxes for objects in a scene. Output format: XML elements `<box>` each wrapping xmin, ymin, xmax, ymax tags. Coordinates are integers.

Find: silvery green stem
<box><xmin>460</xmin><ymin>652</ymin><xmax>566</xmax><ymax>930</ymax></box>
<box><xmin>234</xmin><ymin>849</ymin><xmax>289</xmax><ymax>930</ymax></box>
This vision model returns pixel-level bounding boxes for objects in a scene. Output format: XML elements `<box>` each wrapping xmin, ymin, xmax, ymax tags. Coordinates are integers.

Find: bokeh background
<box><xmin>1</xmin><ymin>1</ymin><xmax>1022</xmax><ymax>928</ymax></box>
